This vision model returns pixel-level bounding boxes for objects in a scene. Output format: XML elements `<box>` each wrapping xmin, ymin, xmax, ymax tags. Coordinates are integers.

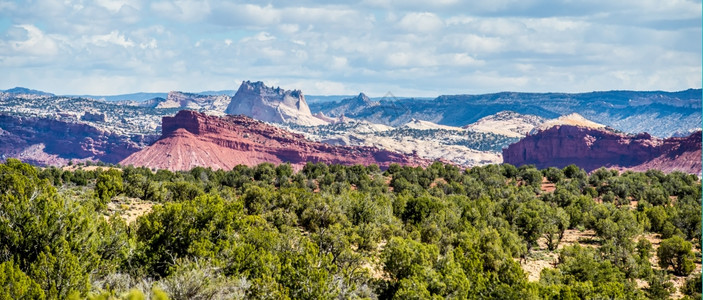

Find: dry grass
<box><xmin>361</xmin><ymin>240</ymin><xmax>388</xmax><ymax>280</ymax></box>
<box><xmin>62</xmin><ymin>165</ymin><xmax>121</xmax><ymax>172</ymax></box>
<box><xmin>107</xmin><ymin>196</ymin><xmax>155</xmax><ymax>224</ymax></box>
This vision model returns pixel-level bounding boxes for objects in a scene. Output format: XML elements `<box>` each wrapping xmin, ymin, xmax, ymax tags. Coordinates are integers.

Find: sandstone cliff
<box><xmin>0</xmin><ymin>113</ymin><xmax>150</xmax><ymax>165</ymax></box>
<box><xmin>120</xmin><ymin>110</ymin><xmax>429</xmax><ymax>171</ymax></box>
<box><xmin>226</xmin><ymin>81</ymin><xmax>327</xmax><ymax>126</ymax></box>
<box><xmin>503</xmin><ymin>125</ymin><xmax>701</xmax><ymax>174</ymax></box>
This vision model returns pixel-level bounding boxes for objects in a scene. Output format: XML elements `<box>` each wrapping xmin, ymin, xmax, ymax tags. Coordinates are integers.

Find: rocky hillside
<box><xmin>226</xmin><ymin>81</ymin><xmax>327</xmax><ymax>126</ymax></box>
<box><xmin>120</xmin><ymin>110</ymin><xmax>429</xmax><ymax>171</ymax></box>
<box><xmin>313</xmin><ymin>93</ymin><xmax>379</xmax><ymax>117</ymax></box>
<box><xmin>503</xmin><ymin>125</ymin><xmax>701</xmax><ymax>174</ymax></box>
<box><xmin>463</xmin><ymin>111</ymin><xmax>546</xmax><ymax>137</ymax></box>
<box><xmin>285</xmin><ymin>117</ymin><xmax>514</xmax><ymax>167</ymax></box>
<box><xmin>0</xmin><ymin>113</ymin><xmax>151</xmax><ymax>165</ymax></box>
<box><xmin>311</xmin><ymin>89</ymin><xmax>701</xmax><ymax>137</ymax></box>
<box><xmin>532</xmin><ymin>113</ymin><xmax>606</xmax><ymax>133</ymax></box>
<box><xmin>143</xmin><ymin>91</ymin><xmax>230</xmax><ymax>113</ymax></box>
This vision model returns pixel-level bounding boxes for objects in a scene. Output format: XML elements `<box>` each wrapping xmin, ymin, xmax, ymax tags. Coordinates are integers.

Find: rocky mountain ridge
<box><xmin>317</xmin><ymin>93</ymin><xmax>380</xmax><ymax>117</ymax></box>
<box><xmin>120</xmin><ymin>110</ymin><xmax>429</xmax><ymax>171</ymax></box>
<box><xmin>1</xmin><ymin>84</ymin><xmax>699</xmax><ymax>173</ymax></box>
<box><xmin>311</xmin><ymin>89</ymin><xmax>701</xmax><ymax>137</ymax></box>
<box><xmin>503</xmin><ymin>125</ymin><xmax>701</xmax><ymax>174</ymax></box>
<box><xmin>226</xmin><ymin>81</ymin><xmax>327</xmax><ymax>126</ymax></box>
<box><xmin>143</xmin><ymin>91</ymin><xmax>230</xmax><ymax>113</ymax></box>
<box><xmin>463</xmin><ymin>111</ymin><xmax>546</xmax><ymax>138</ymax></box>
<box><xmin>0</xmin><ymin>113</ymin><xmax>151</xmax><ymax>166</ymax></box>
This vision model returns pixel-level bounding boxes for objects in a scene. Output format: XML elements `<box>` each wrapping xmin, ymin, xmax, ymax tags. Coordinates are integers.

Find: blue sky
<box><xmin>0</xmin><ymin>0</ymin><xmax>700</xmax><ymax>96</ymax></box>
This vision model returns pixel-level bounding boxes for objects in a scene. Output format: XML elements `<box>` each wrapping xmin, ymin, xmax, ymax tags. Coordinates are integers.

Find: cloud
<box><xmin>211</xmin><ymin>3</ymin><xmax>281</xmax><ymax>27</ymax></box>
<box><xmin>397</xmin><ymin>12</ymin><xmax>444</xmax><ymax>33</ymax></box>
<box><xmin>7</xmin><ymin>25</ymin><xmax>59</xmax><ymax>56</ymax></box>
<box><xmin>151</xmin><ymin>0</ymin><xmax>210</xmax><ymax>22</ymax></box>
<box><xmin>0</xmin><ymin>0</ymin><xmax>699</xmax><ymax>95</ymax></box>
<box><xmin>88</xmin><ymin>31</ymin><xmax>135</xmax><ymax>48</ymax></box>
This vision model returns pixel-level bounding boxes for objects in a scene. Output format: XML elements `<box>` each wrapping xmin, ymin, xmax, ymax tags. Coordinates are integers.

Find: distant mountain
<box><xmin>120</xmin><ymin>110</ymin><xmax>428</xmax><ymax>171</ymax></box>
<box><xmin>2</xmin><ymin>87</ymin><xmax>54</xmax><ymax>97</ymax></box>
<box><xmin>197</xmin><ymin>90</ymin><xmax>237</xmax><ymax>96</ymax></box>
<box><xmin>67</xmin><ymin>90</ymin><xmax>236</xmax><ymax>102</ymax></box>
<box><xmin>305</xmin><ymin>95</ymin><xmax>355</xmax><ymax>104</ymax></box>
<box><xmin>312</xmin><ymin>89</ymin><xmax>702</xmax><ymax>137</ymax></box>
<box><xmin>503</xmin><ymin>125</ymin><xmax>701</xmax><ymax>174</ymax></box>
<box><xmin>70</xmin><ymin>92</ymin><xmax>168</xmax><ymax>102</ymax></box>
<box><xmin>226</xmin><ymin>81</ymin><xmax>328</xmax><ymax>126</ymax></box>
<box><xmin>311</xmin><ymin>93</ymin><xmax>379</xmax><ymax>117</ymax></box>
<box><xmin>142</xmin><ymin>91</ymin><xmax>230</xmax><ymax>113</ymax></box>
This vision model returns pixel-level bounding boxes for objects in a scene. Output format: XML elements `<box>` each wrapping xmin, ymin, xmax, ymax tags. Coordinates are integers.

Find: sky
<box><xmin>0</xmin><ymin>0</ymin><xmax>701</xmax><ymax>97</ymax></box>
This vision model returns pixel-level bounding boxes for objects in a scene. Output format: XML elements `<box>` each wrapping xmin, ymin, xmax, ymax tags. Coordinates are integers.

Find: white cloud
<box><xmin>279</xmin><ymin>24</ymin><xmax>300</xmax><ymax>34</ymax></box>
<box><xmin>243</xmin><ymin>32</ymin><xmax>276</xmax><ymax>42</ymax></box>
<box><xmin>330</xmin><ymin>56</ymin><xmax>348</xmax><ymax>69</ymax></box>
<box><xmin>88</xmin><ymin>31</ymin><xmax>135</xmax><ymax>48</ymax></box>
<box><xmin>211</xmin><ymin>3</ymin><xmax>281</xmax><ymax>27</ymax></box>
<box><xmin>397</xmin><ymin>12</ymin><xmax>444</xmax><ymax>33</ymax></box>
<box><xmin>8</xmin><ymin>25</ymin><xmax>59</xmax><ymax>56</ymax></box>
<box><xmin>0</xmin><ymin>0</ymin><xmax>699</xmax><ymax>95</ymax></box>
<box><xmin>95</xmin><ymin>0</ymin><xmax>141</xmax><ymax>12</ymax></box>
<box><xmin>445</xmin><ymin>34</ymin><xmax>505</xmax><ymax>54</ymax></box>
<box><xmin>450</xmin><ymin>53</ymin><xmax>483</xmax><ymax>66</ymax></box>
<box><xmin>150</xmin><ymin>0</ymin><xmax>210</xmax><ymax>22</ymax></box>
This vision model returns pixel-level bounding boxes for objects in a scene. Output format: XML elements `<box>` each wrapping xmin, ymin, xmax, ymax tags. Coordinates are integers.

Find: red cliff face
<box><xmin>121</xmin><ymin>110</ymin><xmax>430</xmax><ymax>171</ymax></box>
<box><xmin>503</xmin><ymin>125</ymin><xmax>701</xmax><ymax>174</ymax></box>
<box><xmin>0</xmin><ymin>114</ymin><xmax>150</xmax><ymax>166</ymax></box>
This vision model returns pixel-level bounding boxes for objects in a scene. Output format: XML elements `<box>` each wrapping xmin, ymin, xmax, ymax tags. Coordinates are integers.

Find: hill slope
<box><xmin>312</xmin><ymin>89</ymin><xmax>701</xmax><ymax>137</ymax></box>
<box><xmin>120</xmin><ymin>110</ymin><xmax>429</xmax><ymax>171</ymax></box>
<box><xmin>503</xmin><ymin>125</ymin><xmax>701</xmax><ymax>173</ymax></box>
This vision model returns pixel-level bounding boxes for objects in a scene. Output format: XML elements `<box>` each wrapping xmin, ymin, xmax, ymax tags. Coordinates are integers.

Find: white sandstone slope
<box><xmin>534</xmin><ymin>113</ymin><xmax>606</xmax><ymax>132</ymax></box>
<box><xmin>226</xmin><ymin>81</ymin><xmax>328</xmax><ymax>126</ymax></box>
<box><xmin>402</xmin><ymin>119</ymin><xmax>463</xmax><ymax>131</ymax></box>
<box><xmin>286</xmin><ymin>119</ymin><xmax>506</xmax><ymax>167</ymax></box>
<box><xmin>144</xmin><ymin>92</ymin><xmax>230</xmax><ymax>114</ymax></box>
<box><xmin>464</xmin><ymin>111</ymin><xmax>546</xmax><ymax>138</ymax></box>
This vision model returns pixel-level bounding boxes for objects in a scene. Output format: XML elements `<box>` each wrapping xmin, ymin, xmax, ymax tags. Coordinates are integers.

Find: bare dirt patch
<box><xmin>429</xmin><ymin>178</ymin><xmax>448</xmax><ymax>188</ymax></box>
<box><xmin>540</xmin><ymin>177</ymin><xmax>556</xmax><ymax>193</ymax></box>
<box><xmin>559</xmin><ymin>229</ymin><xmax>599</xmax><ymax>249</ymax></box>
<box><xmin>107</xmin><ymin>196</ymin><xmax>155</xmax><ymax>224</ymax></box>
<box><xmin>62</xmin><ymin>165</ymin><xmax>121</xmax><ymax>172</ymax></box>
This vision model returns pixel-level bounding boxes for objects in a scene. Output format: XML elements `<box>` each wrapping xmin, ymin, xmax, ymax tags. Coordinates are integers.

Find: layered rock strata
<box><xmin>121</xmin><ymin>110</ymin><xmax>429</xmax><ymax>171</ymax></box>
<box><xmin>503</xmin><ymin>125</ymin><xmax>701</xmax><ymax>174</ymax></box>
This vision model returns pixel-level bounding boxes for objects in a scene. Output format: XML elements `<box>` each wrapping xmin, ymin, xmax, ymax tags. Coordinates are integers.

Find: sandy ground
<box><xmin>107</xmin><ymin>196</ymin><xmax>155</xmax><ymax>224</ymax></box>
<box><xmin>540</xmin><ymin>177</ymin><xmax>556</xmax><ymax>193</ymax></box>
<box><xmin>61</xmin><ymin>165</ymin><xmax>121</xmax><ymax>172</ymax></box>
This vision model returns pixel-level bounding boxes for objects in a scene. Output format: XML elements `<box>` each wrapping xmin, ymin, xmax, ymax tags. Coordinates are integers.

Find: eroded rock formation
<box><xmin>120</xmin><ymin>110</ymin><xmax>429</xmax><ymax>171</ymax></box>
<box><xmin>503</xmin><ymin>125</ymin><xmax>701</xmax><ymax>174</ymax></box>
<box><xmin>226</xmin><ymin>81</ymin><xmax>327</xmax><ymax>126</ymax></box>
<box><xmin>0</xmin><ymin>113</ymin><xmax>151</xmax><ymax>165</ymax></box>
